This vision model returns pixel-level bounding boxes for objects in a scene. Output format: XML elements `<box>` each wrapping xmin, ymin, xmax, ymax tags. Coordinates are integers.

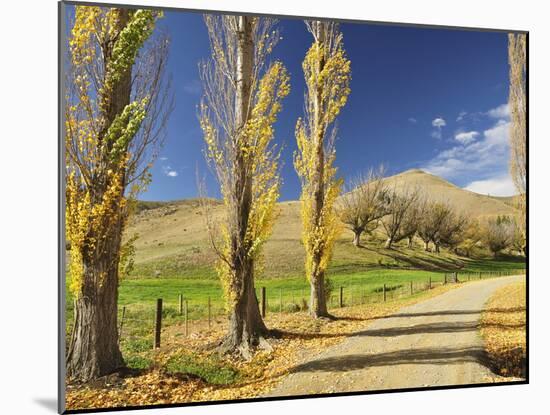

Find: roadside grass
<box><xmin>164</xmin><ymin>352</ymin><xmax>241</xmax><ymax>385</ymax></box>
<box><xmin>480</xmin><ymin>281</ymin><xmax>527</xmax><ymax>378</ymax></box>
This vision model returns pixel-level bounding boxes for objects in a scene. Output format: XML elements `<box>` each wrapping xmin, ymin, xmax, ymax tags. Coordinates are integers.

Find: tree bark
<box><xmin>423</xmin><ymin>240</ymin><xmax>430</xmax><ymax>251</ymax></box>
<box><xmin>309</xmin><ymin>270</ymin><xmax>329</xmax><ymax>318</ymax></box>
<box><xmin>352</xmin><ymin>229</ymin><xmax>362</xmax><ymax>247</ymax></box>
<box><xmin>385</xmin><ymin>237</ymin><xmax>393</xmax><ymax>249</ymax></box>
<box><xmin>66</xmin><ymin>240</ymin><xmax>124</xmax><ymax>381</ymax></box>
<box><xmin>407</xmin><ymin>235</ymin><xmax>414</xmax><ymax>248</ymax></box>
<box><xmin>434</xmin><ymin>243</ymin><xmax>440</xmax><ymax>253</ymax></box>
<box><xmin>220</xmin><ymin>257</ymin><xmax>267</xmax><ymax>357</ymax></box>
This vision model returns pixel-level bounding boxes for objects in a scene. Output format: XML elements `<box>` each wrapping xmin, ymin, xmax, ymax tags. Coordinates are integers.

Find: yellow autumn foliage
<box><xmin>294</xmin><ymin>24</ymin><xmax>351</xmax><ymax>284</ymax></box>
<box><xmin>65</xmin><ymin>7</ymin><xmax>159</xmax><ymax>297</ymax></box>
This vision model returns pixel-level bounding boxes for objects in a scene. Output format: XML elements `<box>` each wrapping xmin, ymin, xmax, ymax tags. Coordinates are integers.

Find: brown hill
<box><xmin>126</xmin><ymin>170</ymin><xmax>518</xmax><ymax>279</ymax></box>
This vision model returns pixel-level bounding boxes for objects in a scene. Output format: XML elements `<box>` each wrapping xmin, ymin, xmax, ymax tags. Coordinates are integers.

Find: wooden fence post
<box><xmin>208</xmin><ymin>297</ymin><xmax>212</xmax><ymax>328</ymax></box>
<box><xmin>279</xmin><ymin>288</ymin><xmax>283</xmax><ymax>314</ymax></box>
<box><xmin>383</xmin><ymin>284</ymin><xmax>387</xmax><ymax>302</ymax></box>
<box><xmin>339</xmin><ymin>286</ymin><xmax>344</xmax><ymax>308</ymax></box>
<box><xmin>154</xmin><ymin>299</ymin><xmax>162</xmax><ymax>349</ymax></box>
<box><xmin>261</xmin><ymin>287</ymin><xmax>266</xmax><ymax>318</ymax></box>
<box><xmin>184</xmin><ymin>299</ymin><xmax>189</xmax><ymax>337</ymax></box>
<box><xmin>179</xmin><ymin>294</ymin><xmax>183</xmax><ymax>315</ymax></box>
<box><xmin>428</xmin><ymin>277</ymin><xmax>431</xmax><ymax>290</ymax></box>
<box><xmin>410</xmin><ymin>281</ymin><xmax>413</xmax><ymax>296</ymax></box>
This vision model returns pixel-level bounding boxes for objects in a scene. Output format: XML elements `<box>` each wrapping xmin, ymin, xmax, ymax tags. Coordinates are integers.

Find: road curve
<box><xmin>266</xmin><ymin>275</ymin><xmax>525</xmax><ymax>396</ymax></box>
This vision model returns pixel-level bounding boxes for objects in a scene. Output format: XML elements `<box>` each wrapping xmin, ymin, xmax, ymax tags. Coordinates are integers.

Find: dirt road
<box><xmin>266</xmin><ymin>275</ymin><xmax>525</xmax><ymax>396</ymax></box>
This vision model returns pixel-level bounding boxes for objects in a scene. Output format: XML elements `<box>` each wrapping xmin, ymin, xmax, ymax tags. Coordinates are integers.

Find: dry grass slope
<box><xmin>127</xmin><ymin>170</ymin><xmax>519</xmax><ymax>279</ymax></box>
<box><xmin>382</xmin><ymin>169</ymin><xmax>518</xmax><ymax>219</ymax></box>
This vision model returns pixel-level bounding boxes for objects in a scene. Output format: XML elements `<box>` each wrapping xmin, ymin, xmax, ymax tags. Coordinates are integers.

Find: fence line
<box><xmin>65</xmin><ymin>268</ymin><xmax>525</xmax><ymax>349</ymax></box>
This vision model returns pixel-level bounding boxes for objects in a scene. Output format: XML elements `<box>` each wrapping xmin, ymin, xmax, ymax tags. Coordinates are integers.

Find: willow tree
<box><xmin>381</xmin><ymin>187</ymin><xmax>419</xmax><ymax>249</ymax></box>
<box><xmin>199</xmin><ymin>15</ymin><xmax>290</xmax><ymax>356</ymax></box>
<box><xmin>294</xmin><ymin>21</ymin><xmax>351</xmax><ymax>318</ymax></box>
<box><xmin>508</xmin><ymin>33</ymin><xmax>527</xmax><ymax>253</ymax></box>
<box><xmin>337</xmin><ymin>167</ymin><xmax>388</xmax><ymax>247</ymax></box>
<box><xmin>65</xmin><ymin>6</ymin><xmax>171</xmax><ymax>381</ymax></box>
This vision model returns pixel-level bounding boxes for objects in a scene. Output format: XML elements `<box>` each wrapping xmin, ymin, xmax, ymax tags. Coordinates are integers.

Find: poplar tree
<box><xmin>65</xmin><ymin>6</ymin><xmax>171</xmax><ymax>381</ymax></box>
<box><xmin>199</xmin><ymin>15</ymin><xmax>290</xmax><ymax>356</ymax></box>
<box><xmin>508</xmin><ymin>33</ymin><xmax>527</xmax><ymax>253</ymax></box>
<box><xmin>294</xmin><ymin>21</ymin><xmax>351</xmax><ymax>318</ymax></box>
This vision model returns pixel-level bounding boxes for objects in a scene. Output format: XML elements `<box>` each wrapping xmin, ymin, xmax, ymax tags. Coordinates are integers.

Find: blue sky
<box><xmin>67</xmin><ymin>7</ymin><xmax>516</xmax><ymax>200</ymax></box>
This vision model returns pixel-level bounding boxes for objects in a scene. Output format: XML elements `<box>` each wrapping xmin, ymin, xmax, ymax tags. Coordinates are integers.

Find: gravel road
<box><xmin>266</xmin><ymin>275</ymin><xmax>525</xmax><ymax>396</ymax></box>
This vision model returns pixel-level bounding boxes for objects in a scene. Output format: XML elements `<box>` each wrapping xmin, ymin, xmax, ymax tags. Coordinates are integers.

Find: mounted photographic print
<box><xmin>59</xmin><ymin>1</ymin><xmax>528</xmax><ymax>413</ymax></box>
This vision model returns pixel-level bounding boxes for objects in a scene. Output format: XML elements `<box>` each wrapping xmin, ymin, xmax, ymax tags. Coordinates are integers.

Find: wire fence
<box><xmin>66</xmin><ymin>269</ymin><xmax>526</xmax><ymax>350</ymax></box>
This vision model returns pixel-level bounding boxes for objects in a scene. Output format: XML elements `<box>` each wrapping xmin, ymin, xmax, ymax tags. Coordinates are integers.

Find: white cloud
<box><xmin>161</xmin><ymin>164</ymin><xmax>178</xmax><ymax>178</ymax></box>
<box><xmin>454</xmin><ymin>131</ymin><xmax>479</xmax><ymax>145</ymax></box>
<box><xmin>422</xmin><ymin>110</ymin><xmax>511</xmax><ymax>187</ymax></box>
<box><xmin>159</xmin><ymin>156</ymin><xmax>168</xmax><ymax>161</ymax></box>
<box><xmin>431</xmin><ymin>117</ymin><xmax>446</xmax><ymax>139</ymax></box>
<box><xmin>487</xmin><ymin>103</ymin><xmax>510</xmax><ymax>120</ymax></box>
<box><xmin>456</xmin><ymin>111</ymin><xmax>467</xmax><ymax>122</ymax></box>
<box><xmin>408</xmin><ymin>117</ymin><xmax>417</xmax><ymax>123</ymax></box>
<box><xmin>464</xmin><ymin>174</ymin><xmax>517</xmax><ymax>197</ymax></box>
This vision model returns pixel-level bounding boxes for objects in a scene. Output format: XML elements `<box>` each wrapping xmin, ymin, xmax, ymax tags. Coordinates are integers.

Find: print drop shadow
<box><xmin>33</xmin><ymin>398</ymin><xmax>57</xmax><ymax>413</ymax></box>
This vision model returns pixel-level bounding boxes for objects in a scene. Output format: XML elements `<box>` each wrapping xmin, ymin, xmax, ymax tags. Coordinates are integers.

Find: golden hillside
<box><xmin>127</xmin><ymin>170</ymin><xmax>518</xmax><ymax>279</ymax></box>
<box><xmin>382</xmin><ymin>169</ymin><xmax>518</xmax><ymax>219</ymax></box>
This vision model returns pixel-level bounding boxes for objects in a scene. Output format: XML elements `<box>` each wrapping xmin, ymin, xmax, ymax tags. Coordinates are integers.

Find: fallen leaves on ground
<box><xmin>66</xmin><ymin>284</ymin><xmax>459</xmax><ymax>410</ymax></box>
<box><xmin>480</xmin><ymin>281</ymin><xmax>526</xmax><ymax>378</ymax></box>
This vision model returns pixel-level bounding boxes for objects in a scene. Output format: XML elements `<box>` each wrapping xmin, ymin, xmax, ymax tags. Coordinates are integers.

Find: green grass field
<box><xmin>66</xmin><ymin>255</ymin><xmax>525</xmax><ymax>324</ymax></box>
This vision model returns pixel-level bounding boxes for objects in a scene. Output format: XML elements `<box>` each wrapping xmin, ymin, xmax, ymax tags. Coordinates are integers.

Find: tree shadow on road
<box><xmin>352</xmin><ymin>320</ymin><xmax>525</xmax><ymax>338</ymax></box>
<box><xmin>290</xmin><ymin>346</ymin><xmax>492</xmax><ymax>373</ymax></box>
<box><xmin>389</xmin><ymin>307</ymin><xmax>525</xmax><ymax>319</ymax></box>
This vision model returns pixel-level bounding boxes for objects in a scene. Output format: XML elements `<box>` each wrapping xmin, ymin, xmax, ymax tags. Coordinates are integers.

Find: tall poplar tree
<box><xmin>508</xmin><ymin>33</ymin><xmax>527</xmax><ymax>253</ymax></box>
<box><xmin>199</xmin><ymin>15</ymin><xmax>290</xmax><ymax>356</ymax></box>
<box><xmin>65</xmin><ymin>6</ymin><xmax>172</xmax><ymax>381</ymax></box>
<box><xmin>294</xmin><ymin>21</ymin><xmax>351</xmax><ymax>318</ymax></box>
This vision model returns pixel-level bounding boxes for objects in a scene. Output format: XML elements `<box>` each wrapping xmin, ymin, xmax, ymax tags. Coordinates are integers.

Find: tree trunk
<box><xmin>424</xmin><ymin>240</ymin><xmax>430</xmax><ymax>251</ymax></box>
<box><xmin>309</xmin><ymin>270</ymin><xmax>329</xmax><ymax>318</ymax></box>
<box><xmin>434</xmin><ymin>243</ymin><xmax>440</xmax><ymax>253</ymax></box>
<box><xmin>221</xmin><ymin>16</ymin><xmax>268</xmax><ymax>354</ymax></box>
<box><xmin>66</xmin><ymin>233</ymin><xmax>124</xmax><ymax>381</ymax></box>
<box><xmin>220</xmin><ymin>257</ymin><xmax>267</xmax><ymax>357</ymax></box>
<box><xmin>407</xmin><ymin>235</ymin><xmax>414</xmax><ymax>248</ymax></box>
<box><xmin>352</xmin><ymin>229</ymin><xmax>362</xmax><ymax>247</ymax></box>
<box><xmin>385</xmin><ymin>237</ymin><xmax>393</xmax><ymax>249</ymax></box>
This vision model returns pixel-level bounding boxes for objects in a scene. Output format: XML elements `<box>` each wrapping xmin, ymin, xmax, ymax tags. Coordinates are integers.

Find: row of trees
<box><xmin>66</xmin><ymin>8</ymin><xmax>351</xmax><ymax>378</ymax></box>
<box><xmin>198</xmin><ymin>16</ymin><xmax>351</xmax><ymax>351</ymax></box>
<box><xmin>337</xmin><ymin>170</ymin><xmax>525</xmax><ymax>257</ymax></box>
